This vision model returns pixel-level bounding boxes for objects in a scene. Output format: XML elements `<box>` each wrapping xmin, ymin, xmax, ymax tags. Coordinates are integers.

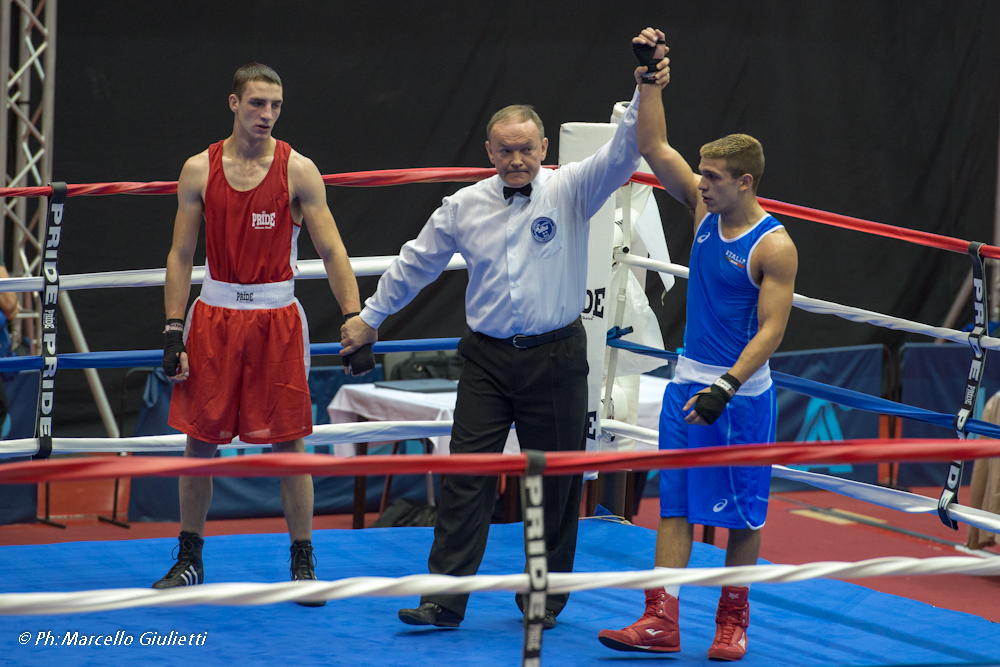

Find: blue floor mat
<box><xmin>1</xmin><ymin>519</ymin><xmax>997</xmax><ymax>666</ymax></box>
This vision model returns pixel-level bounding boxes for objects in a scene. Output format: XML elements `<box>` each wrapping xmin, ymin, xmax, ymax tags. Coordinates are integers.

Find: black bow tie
<box><xmin>503</xmin><ymin>184</ymin><xmax>532</xmax><ymax>200</ymax></box>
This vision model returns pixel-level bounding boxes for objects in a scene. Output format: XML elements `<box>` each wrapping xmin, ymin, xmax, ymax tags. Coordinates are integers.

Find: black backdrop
<box><xmin>40</xmin><ymin>1</ymin><xmax>1000</xmax><ymax>431</ymax></box>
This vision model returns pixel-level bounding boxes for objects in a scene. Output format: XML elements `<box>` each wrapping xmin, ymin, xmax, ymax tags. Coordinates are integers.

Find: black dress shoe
<box><xmin>524</xmin><ymin>609</ymin><xmax>557</xmax><ymax>630</ymax></box>
<box><xmin>398</xmin><ymin>602</ymin><xmax>462</xmax><ymax>628</ymax></box>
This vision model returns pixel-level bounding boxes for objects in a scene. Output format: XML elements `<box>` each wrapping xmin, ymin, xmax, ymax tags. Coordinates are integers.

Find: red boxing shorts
<box><xmin>168</xmin><ymin>278</ymin><xmax>312</xmax><ymax>445</ymax></box>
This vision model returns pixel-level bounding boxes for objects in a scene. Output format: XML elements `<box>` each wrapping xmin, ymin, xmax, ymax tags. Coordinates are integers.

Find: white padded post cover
<box><xmin>558</xmin><ymin>121</ymin><xmax>618</xmax><ymax>453</ymax></box>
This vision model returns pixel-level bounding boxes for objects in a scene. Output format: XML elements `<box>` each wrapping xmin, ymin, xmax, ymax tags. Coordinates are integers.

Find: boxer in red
<box><xmin>152</xmin><ymin>63</ymin><xmax>373</xmax><ymax>604</ymax></box>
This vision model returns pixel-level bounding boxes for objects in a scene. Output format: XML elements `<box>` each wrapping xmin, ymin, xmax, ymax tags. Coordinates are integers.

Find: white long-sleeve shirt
<box><xmin>360</xmin><ymin>87</ymin><xmax>641</xmax><ymax>339</ymax></box>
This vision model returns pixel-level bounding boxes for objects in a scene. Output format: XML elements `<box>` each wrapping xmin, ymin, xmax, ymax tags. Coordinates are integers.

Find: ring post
<box><xmin>521</xmin><ymin>449</ymin><xmax>547</xmax><ymax>667</ymax></box>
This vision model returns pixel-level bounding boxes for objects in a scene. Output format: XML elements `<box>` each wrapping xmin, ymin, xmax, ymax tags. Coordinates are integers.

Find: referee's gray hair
<box><xmin>486</xmin><ymin>105</ymin><xmax>545</xmax><ymax>141</ymax></box>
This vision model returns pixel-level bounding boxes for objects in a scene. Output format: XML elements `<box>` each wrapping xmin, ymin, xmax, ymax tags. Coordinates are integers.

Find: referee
<box><xmin>340</xmin><ymin>37</ymin><xmax>644</xmax><ymax>629</ymax></box>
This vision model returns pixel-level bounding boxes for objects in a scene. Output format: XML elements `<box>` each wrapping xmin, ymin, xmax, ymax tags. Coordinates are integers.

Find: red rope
<box><xmin>2</xmin><ymin>167</ymin><xmax>995</xmax><ymax>258</ymax></box>
<box><xmin>322</xmin><ymin>167</ymin><xmax>498</xmax><ymax>187</ymax></box>
<box><xmin>2</xmin><ymin>438</ymin><xmax>997</xmax><ymax>484</ymax></box>
<box><xmin>627</xmin><ymin>171</ymin><xmax>1000</xmax><ymax>259</ymax></box>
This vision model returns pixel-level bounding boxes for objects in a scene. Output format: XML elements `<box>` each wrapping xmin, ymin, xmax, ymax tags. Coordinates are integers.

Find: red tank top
<box><xmin>204</xmin><ymin>139</ymin><xmax>299</xmax><ymax>284</ymax></box>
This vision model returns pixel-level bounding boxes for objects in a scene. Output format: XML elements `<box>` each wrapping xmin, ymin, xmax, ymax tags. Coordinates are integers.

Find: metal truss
<box><xmin>0</xmin><ymin>0</ymin><xmax>119</xmax><ymax>438</ymax></box>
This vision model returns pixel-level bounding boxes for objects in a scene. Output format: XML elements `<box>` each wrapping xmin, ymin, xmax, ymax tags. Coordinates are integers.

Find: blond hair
<box><xmin>700</xmin><ymin>134</ymin><xmax>765</xmax><ymax>193</ymax></box>
<box><xmin>486</xmin><ymin>105</ymin><xmax>545</xmax><ymax>141</ymax></box>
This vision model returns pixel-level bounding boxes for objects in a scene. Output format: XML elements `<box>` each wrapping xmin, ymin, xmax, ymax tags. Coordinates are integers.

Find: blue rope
<box><xmin>605</xmin><ymin>336</ymin><xmax>1000</xmax><ymax>440</ymax></box>
<box><xmin>9</xmin><ymin>326</ymin><xmax>993</xmax><ymax>440</ymax></box>
<box><xmin>0</xmin><ymin>337</ymin><xmax>462</xmax><ymax>371</ymax></box>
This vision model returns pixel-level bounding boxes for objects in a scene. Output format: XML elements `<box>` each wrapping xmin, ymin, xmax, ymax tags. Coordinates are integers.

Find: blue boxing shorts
<box><xmin>658</xmin><ymin>380</ymin><xmax>776</xmax><ymax>529</ymax></box>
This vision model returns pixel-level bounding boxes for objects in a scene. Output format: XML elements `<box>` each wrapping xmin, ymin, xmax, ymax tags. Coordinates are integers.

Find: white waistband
<box><xmin>200</xmin><ymin>275</ymin><xmax>295</xmax><ymax>310</ymax></box>
<box><xmin>673</xmin><ymin>355</ymin><xmax>772</xmax><ymax>396</ymax></box>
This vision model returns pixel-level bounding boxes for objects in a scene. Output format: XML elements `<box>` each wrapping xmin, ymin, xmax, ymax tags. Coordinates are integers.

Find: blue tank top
<box><xmin>683</xmin><ymin>213</ymin><xmax>784</xmax><ymax>367</ymax></box>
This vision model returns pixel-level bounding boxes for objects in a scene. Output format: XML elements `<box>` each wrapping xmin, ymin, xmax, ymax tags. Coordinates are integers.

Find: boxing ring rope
<box><xmin>0</xmin><ymin>421</ymin><xmax>459</xmax><ymax>456</ymax></box>
<box><xmin>0</xmin><ymin>166</ymin><xmax>993</xmax><ymax>528</ymax></box>
<box><xmin>4</xmin><ymin>555</ymin><xmax>1000</xmax><ymax>616</ymax></box>
<box><xmin>0</xmin><ymin>252</ymin><xmax>987</xmax><ymax>351</ymax></box>
<box><xmin>4</xmin><ymin>442</ymin><xmax>1000</xmax><ymax>616</ymax></box>
<box><xmin>769</xmin><ymin>464</ymin><xmax>1000</xmax><ymax>535</ymax></box>
<box><xmin>617</xmin><ymin>253</ymin><xmax>1000</xmax><ymax>350</ymax></box>
<box><xmin>1</xmin><ymin>170</ymin><xmax>998</xmax><ymax>640</ymax></box>
<box><xmin>9</xmin><ymin>438</ymin><xmax>1000</xmax><ymax>482</ymax></box>
<box><xmin>0</xmin><ymin>313</ymin><xmax>989</xmax><ymax>433</ymax></box>
<box><xmin>627</xmin><ymin>172</ymin><xmax>1000</xmax><ymax>259</ymax></box>
<box><xmin>0</xmin><ymin>255</ymin><xmax>469</xmax><ymax>293</ymax></box>
<box><xmin>0</xmin><ymin>338</ymin><xmax>463</xmax><ymax>373</ymax></box>
<box><xmin>605</xmin><ymin>337</ymin><xmax>1000</xmax><ymax>439</ymax></box>
<box><xmin>7</xmin><ymin>414</ymin><xmax>999</xmax><ymax>535</ymax></box>
<box><xmin>4</xmin><ymin>435</ymin><xmax>1000</xmax><ymax>537</ymax></box>
<box><xmin>598</xmin><ymin>419</ymin><xmax>1000</xmax><ymax>535</ymax></box>
<box><xmin>2</xmin><ymin>331</ymin><xmax>1000</xmax><ymax>454</ymax></box>
<box><xmin>1</xmin><ymin>167</ymin><xmax>996</xmax><ymax>257</ymax></box>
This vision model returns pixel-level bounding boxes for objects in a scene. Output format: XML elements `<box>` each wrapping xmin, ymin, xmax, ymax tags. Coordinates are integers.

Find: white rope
<box><xmin>600</xmin><ymin>419</ymin><xmax>660</xmax><ymax>447</ymax></box>
<box><xmin>2</xmin><ymin>555</ymin><xmax>998</xmax><ymax>616</ymax></box>
<box><xmin>0</xmin><ymin>254</ymin><xmax>468</xmax><ymax>292</ymax></box>
<box><xmin>771</xmin><ymin>464</ymin><xmax>1000</xmax><ymax>536</ymax></box>
<box><xmin>0</xmin><ymin>420</ymin><xmax>628</xmax><ymax>457</ymax></box>
<box><xmin>617</xmin><ymin>253</ymin><xmax>1000</xmax><ymax>350</ymax></box>
<box><xmin>2</xmin><ymin>249</ymin><xmax>981</xmax><ymax>351</ymax></box>
<box><xmin>0</xmin><ymin>421</ymin><xmax>463</xmax><ymax>457</ymax></box>
<box><xmin>598</xmin><ymin>420</ymin><xmax>1000</xmax><ymax>535</ymax></box>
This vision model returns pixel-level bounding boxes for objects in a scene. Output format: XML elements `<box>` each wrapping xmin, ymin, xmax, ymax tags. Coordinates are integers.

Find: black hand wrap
<box><xmin>341</xmin><ymin>312</ymin><xmax>375</xmax><ymax>375</ymax></box>
<box><xmin>693</xmin><ymin>373</ymin><xmax>741</xmax><ymax>425</ymax></box>
<box><xmin>162</xmin><ymin>318</ymin><xmax>186</xmax><ymax>377</ymax></box>
<box><xmin>632</xmin><ymin>40</ymin><xmax>663</xmax><ymax>84</ymax></box>
<box><xmin>343</xmin><ymin>343</ymin><xmax>375</xmax><ymax>375</ymax></box>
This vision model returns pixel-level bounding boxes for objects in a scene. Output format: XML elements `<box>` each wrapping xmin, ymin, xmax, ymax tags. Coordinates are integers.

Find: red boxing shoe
<box><xmin>708</xmin><ymin>586</ymin><xmax>749</xmax><ymax>661</ymax></box>
<box><xmin>598</xmin><ymin>587</ymin><xmax>680</xmax><ymax>653</ymax></box>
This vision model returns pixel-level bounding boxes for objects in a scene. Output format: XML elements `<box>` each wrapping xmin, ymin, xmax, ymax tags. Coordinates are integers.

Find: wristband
<box><xmin>344</xmin><ymin>312</ymin><xmax>361</xmax><ymax>321</ymax></box>
<box><xmin>693</xmin><ymin>373</ymin><xmax>741</xmax><ymax>425</ymax></box>
<box><xmin>713</xmin><ymin>372</ymin><xmax>741</xmax><ymax>396</ymax></box>
<box><xmin>640</xmin><ymin>63</ymin><xmax>662</xmax><ymax>84</ymax></box>
<box><xmin>632</xmin><ymin>41</ymin><xmax>663</xmax><ymax>84</ymax></box>
<box><xmin>162</xmin><ymin>320</ymin><xmax>186</xmax><ymax>377</ymax></box>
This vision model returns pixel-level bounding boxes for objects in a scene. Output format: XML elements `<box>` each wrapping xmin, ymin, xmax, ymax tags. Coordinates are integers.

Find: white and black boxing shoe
<box><xmin>290</xmin><ymin>539</ymin><xmax>326</xmax><ymax>607</ymax></box>
<box><xmin>152</xmin><ymin>531</ymin><xmax>204</xmax><ymax>589</ymax></box>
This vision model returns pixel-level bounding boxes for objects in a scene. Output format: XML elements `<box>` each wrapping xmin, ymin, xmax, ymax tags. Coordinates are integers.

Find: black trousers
<box><xmin>422</xmin><ymin>324</ymin><xmax>588</xmax><ymax>619</ymax></box>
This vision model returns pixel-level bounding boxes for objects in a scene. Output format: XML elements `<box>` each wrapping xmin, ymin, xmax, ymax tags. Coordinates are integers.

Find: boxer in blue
<box><xmin>599</xmin><ymin>27</ymin><xmax>798</xmax><ymax>662</ymax></box>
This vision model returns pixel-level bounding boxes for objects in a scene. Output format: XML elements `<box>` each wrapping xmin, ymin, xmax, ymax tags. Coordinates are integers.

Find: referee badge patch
<box><xmin>530</xmin><ymin>217</ymin><xmax>556</xmax><ymax>243</ymax></box>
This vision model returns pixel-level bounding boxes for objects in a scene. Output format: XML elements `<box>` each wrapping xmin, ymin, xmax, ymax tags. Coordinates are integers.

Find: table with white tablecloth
<box><xmin>326</xmin><ymin>374</ymin><xmax>670</xmax><ymax>455</ymax></box>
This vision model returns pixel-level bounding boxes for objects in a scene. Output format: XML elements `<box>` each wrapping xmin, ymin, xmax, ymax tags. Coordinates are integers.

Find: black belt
<box><xmin>499</xmin><ymin>320</ymin><xmax>579</xmax><ymax>349</ymax></box>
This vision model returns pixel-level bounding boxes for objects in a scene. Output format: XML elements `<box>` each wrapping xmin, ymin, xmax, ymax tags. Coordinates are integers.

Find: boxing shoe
<box><xmin>398</xmin><ymin>602</ymin><xmax>463</xmax><ymax>628</ymax></box>
<box><xmin>289</xmin><ymin>539</ymin><xmax>326</xmax><ymax>607</ymax></box>
<box><xmin>597</xmin><ymin>587</ymin><xmax>680</xmax><ymax>653</ymax></box>
<box><xmin>152</xmin><ymin>531</ymin><xmax>204</xmax><ymax>588</ymax></box>
<box><xmin>523</xmin><ymin>609</ymin><xmax>557</xmax><ymax>630</ymax></box>
<box><xmin>707</xmin><ymin>586</ymin><xmax>749</xmax><ymax>661</ymax></box>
